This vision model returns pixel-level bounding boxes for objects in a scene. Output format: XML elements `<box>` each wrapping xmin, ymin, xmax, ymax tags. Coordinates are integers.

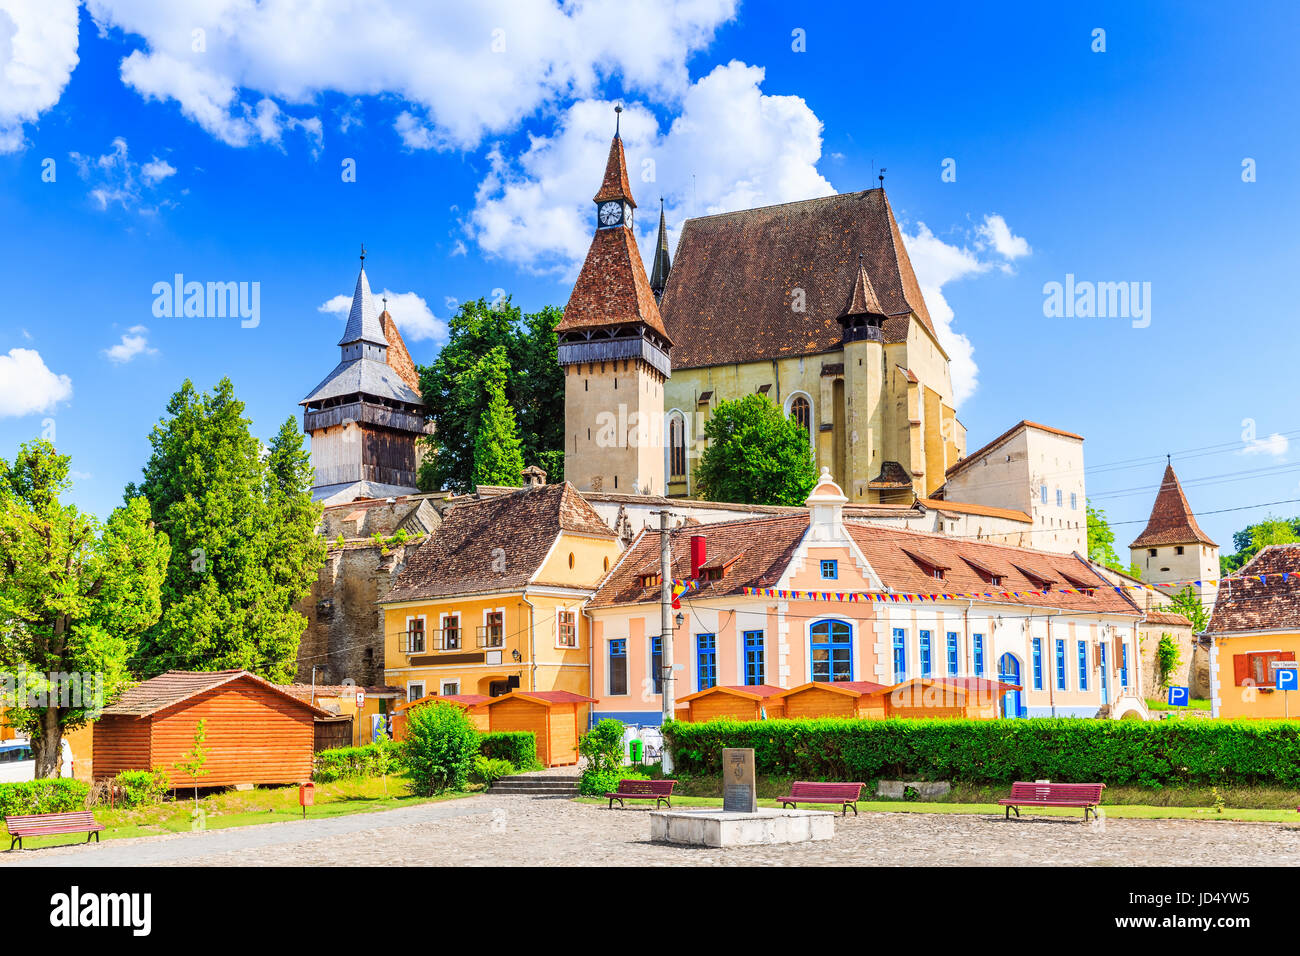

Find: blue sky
<box><xmin>1</xmin><ymin>0</ymin><xmax>1298</xmax><ymax>553</ymax></box>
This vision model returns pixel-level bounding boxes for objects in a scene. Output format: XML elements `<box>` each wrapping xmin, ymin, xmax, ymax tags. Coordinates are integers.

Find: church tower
<box><xmin>557</xmin><ymin>108</ymin><xmax>672</xmax><ymax>495</ymax></box>
<box><xmin>300</xmin><ymin>250</ymin><xmax>432</xmax><ymax>504</ymax></box>
<box><xmin>1130</xmin><ymin>461</ymin><xmax>1220</xmax><ymax>608</ymax></box>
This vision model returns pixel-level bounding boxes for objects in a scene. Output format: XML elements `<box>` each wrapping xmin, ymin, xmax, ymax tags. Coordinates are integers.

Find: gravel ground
<box><xmin>4</xmin><ymin>796</ymin><xmax>1299</xmax><ymax>867</ymax></box>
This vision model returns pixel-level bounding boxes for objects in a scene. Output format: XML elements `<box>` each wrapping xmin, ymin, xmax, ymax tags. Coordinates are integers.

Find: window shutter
<box><xmin>1233</xmin><ymin>654</ymin><xmax>1248</xmax><ymax>686</ymax></box>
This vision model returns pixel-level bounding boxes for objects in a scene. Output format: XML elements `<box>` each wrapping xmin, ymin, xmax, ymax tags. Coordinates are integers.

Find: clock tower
<box><xmin>557</xmin><ymin>108</ymin><xmax>672</xmax><ymax>496</ymax></box>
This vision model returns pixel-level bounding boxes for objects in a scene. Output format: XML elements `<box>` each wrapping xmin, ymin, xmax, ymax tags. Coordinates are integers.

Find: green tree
<box><xmin>0</xmin><ymin>441</ymin><xmax>169</xmax><ymax>776</ymax></box>
<box><xmin>404</xmin><ymin>700</ymin><xmax>480</xmax><ymax>795</ymax></box>
<box><xmin>174</xmin><ymin>718</ymin><xmax>209</xmax><ymax>810</ymax></box>
<box><xmin>416</xmin><ymin>297</ymin><xmax>564</xmax><ymax>493</ymax></box>
<box><xmin>693</xmin><ymin>394</ymin><xmax>819</xmax><ymax>506</ymax></box>
<box><xmin>1220</xmin><ymin>515</ymin><xmax>1300</xmax><ymax>574</ymax></box>
<box><xmin>126</xmin><ymin>379</ymin><xmax>325</xmax><ymax>682</ymax></box>
<box><xmin>1167</xmin><ymin>584</ymin><xmax>1209</xmax><ymax>633</ymax></box>
<box><xmin>470</xmin><ymin>347</ymin><xmax>526</xmax><ymax>487</ymax></box>
<box><xmin>1086</xmin><ymin>501</ymin><xmax>1141</xmax><ymax>576</ymax></box>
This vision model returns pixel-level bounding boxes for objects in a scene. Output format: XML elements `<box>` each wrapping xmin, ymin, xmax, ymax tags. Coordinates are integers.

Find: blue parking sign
<box><xmin>1277</xmin><ymin>667</ymin><xmax>1299</xmax><ymax>691</ymax></box>
<box><xmin>1167</xmin><ymin>686</ymin><xmax>1189</xmax><ymax>707</ymax></box>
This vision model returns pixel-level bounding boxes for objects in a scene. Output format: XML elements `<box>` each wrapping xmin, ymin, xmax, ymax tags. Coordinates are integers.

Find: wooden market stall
<box><xmin>776</xmin><ymin>681</ymin><xmax>891</xmax><ymax>720</ymax></box>
<box><xmin>391</xmin><ymin>693</ymin><xmax>490</xmax><ymax>741</ymax></box>
<box><xmin>674</xmin><ymin>685</ymin><xmax>787</xmax><ymax>722</ymax></box>
<box><xmin>885</xmin><ymin>677</ymin><xmax>1017</xmax><ymax>719</ymax></box>
<box><xmin>484</xmin><ymin>690</ymin><xmax>594</xmax><ymax>766</ymax></box>
<box><xmin>93</xmin><ymin>670</ymin><xmax>328</xmax><ymax>787</ymax></box>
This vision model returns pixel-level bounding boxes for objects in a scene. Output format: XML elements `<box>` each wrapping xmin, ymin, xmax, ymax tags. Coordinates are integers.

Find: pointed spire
<box><xmin>650</xmin><ymin>198</ymin><xmax>672</xmax><ymax>300</ymax></box>
<box><xmin>1130</xmin><ymin>462</ymin><xmax>1218</xmax><ymax>549</ymax></box>
<box><xmin>841</xmin><ymin>253</ymin><xmax>886</xmax><ymax>318</ymax></box>
<box><xmin>337</xmin><ymin>256</ymin><xmax>387</xmax><ymax>348</ymax></box>
<box><xmin>593</xmin><ymin>107</ymin><xmax>636</xmax><ymax>207</ymax></box>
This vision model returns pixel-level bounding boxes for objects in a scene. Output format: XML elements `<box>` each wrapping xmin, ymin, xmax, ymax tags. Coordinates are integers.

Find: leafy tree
<box><xmin>174</xmin><ymin>718</ymin><xmax>209</xmax><ymax>810</ymax></box>
<box><xmin>126</xmin><ymin>378</ymin><xmax>325</xmax><ymax>683</ymax></box>
<box><xmin>1168</xmin><ymin>584</ymin><xmax>1208</xmax><ymax>633</ymax></box>
<box><xmin>1220</xmin><ymin>515</ymin><xmax>1300</xmax><ymax>574</ymax></box>
<box><xmin>404</xmin><ymin>700</ymin><xmax>480</xmax><ymax>795</ymax></box>
<box><xmin>1086</xmin><ymin>501</ymin><xmax>1141</xmax><ymax>577</ymax></box>
<box><xmin>470</xmin><ymin>347</ymin><xmax>526</xmax><ymax>486</ymax></box>
<box><xmin>693</xmin><ymin>394</ymin><xmax>819</xmax><ymax>506</ymax></box>
<box><xmin>0</xmin><ymin>441</ymin><xmax>169</xmax><ymax>777</ymax></box>
<box><xmin>417</xmin><ymin>297</ymin><xmax>564</xmax><ymax>493</ymax></box>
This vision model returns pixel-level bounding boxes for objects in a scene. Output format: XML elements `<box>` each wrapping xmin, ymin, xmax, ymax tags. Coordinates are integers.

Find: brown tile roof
<box><xmin>593</xmin><ymin>134</ymin><xmax>635</xmax><ymax>206</ymax></box>
<box><xmin>845</xmin><ymin>524</ymin><xmax>1137</xmax><ymax>613</ymax></box>
<box><xmin>1206</xmin><ymin>544</ymin><xmax>1300</xmax><ymax>634</ymax></box>
<box><xmin>383</xmin><ymin>482</ymin><xmax>615</xmax><ymax>603</ymax></box>
<box><xmin>657</xmin><ymin>189</ymin><xmax>936</xmax><ymax>369</ymax></box>
<box><xmin>870</xmin><ymin>460</ymin><xmax>913</xmax><ymax>489</ymax></box>
<box><xmin>1144</xmin><ymin>610</ymin><xmax>1192</xmax><ymax>628</ymax></box>
<box><xmin>380</xmin><ymin>310</ymin><xmax>423</xmax><ymax>397</ymax></box>
<box><xmin>1129</xmin><ymin>463</ymin><xmax>1217</xmax><ymax>548</ymax></box>
<box><xmin>104</xmin><ymin>671</ymin><xmax>331</xmax><ymax>718</ymax></box>
<box><xmin>556</xmin><ymin>223</ymin><xmax>670</xmax><ymax>340</ymax></box>
<box><xmin>946</xmin><ymin>420</ymin><xmax>1084</xmax><ymax>479</ymax></box>
<box><xmin>917</xmin><ymin>498</ymin><xmax>1032</xmax><ymax>523</ymax></box>
<box><xmin>842</xmin><ymin>258</ymin><xmax>886</xmax><ymax>317</ymax></box>
<box><xmin>588</xmin><ymin>514</ymin><xmax>810</xmax><ymax>608</ymax></box>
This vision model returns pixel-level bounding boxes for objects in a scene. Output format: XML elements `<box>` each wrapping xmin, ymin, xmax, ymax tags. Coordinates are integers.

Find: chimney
<box><xmin>690</xmin><ymin>535</ymin><xmax>706</xmax><ymax>579</ymax></box>
<box><xmin>522</xmin><ymin>465</ymin><xmax>547</xmax><ymax>489</ymax></box>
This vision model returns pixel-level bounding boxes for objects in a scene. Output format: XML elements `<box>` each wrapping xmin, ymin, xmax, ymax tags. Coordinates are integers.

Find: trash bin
<box><xmin>629</xmin><ymin>739</ymin><xmax>643</xmax><ymax>763</ymax></box>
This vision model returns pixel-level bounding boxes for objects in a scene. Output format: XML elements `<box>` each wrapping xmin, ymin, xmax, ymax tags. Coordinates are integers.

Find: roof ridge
<box><xmin>680</xmin><ymin>187</ymin><xmax>881</xmax><ymax>224</ymax></box>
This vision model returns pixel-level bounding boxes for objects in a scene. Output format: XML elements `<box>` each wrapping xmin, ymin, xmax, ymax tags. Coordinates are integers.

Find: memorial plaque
<box><xmin>722</xmin><ymin>748</ymin><xmax>757</xmax><ymax>812</ymax></box>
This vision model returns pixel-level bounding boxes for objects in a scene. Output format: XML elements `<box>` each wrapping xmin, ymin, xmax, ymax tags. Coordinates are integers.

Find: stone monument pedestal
<box><xmin>649</xmin><ymin>808</ymin><xmax>834</xmax><ymax>848</ymax></box>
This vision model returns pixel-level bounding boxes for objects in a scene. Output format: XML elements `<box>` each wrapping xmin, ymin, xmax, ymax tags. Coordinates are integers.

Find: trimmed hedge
<box><xmin>662</xmin><ymin>718</ymin><xmax>1300</xmax><ymax>788</ymax></box>
<box><xmin>479</xmin><ymin>732</ymin><xmax>541</xmax><ymax>771</ymax></box>
<box><xmin>0</xmin><ymin>779</ymin><xmax>90</xmax><ymax>817</ymax></box>
<box><xmin>115</xmin><ymin>769</ymin><xmax>170</xmax><ymax>808</ymax></box>
<box><xmin>313</xmin><ymin>740</ymin><xmax>406</xmax><ymax>782</ymax></box>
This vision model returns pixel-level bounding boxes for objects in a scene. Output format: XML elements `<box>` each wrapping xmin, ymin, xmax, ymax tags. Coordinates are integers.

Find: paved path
<box><xmin>4</xmin><ymin>797</ymin><xmax>1299</xmax><ymax>866</ymax></box>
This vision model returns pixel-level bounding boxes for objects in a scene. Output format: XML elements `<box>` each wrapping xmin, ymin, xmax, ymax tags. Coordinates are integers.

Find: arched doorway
<box><xmin>998</xmin><ymin>653</ymin><xmax>1023</xmax><ymax>718</ymax></box>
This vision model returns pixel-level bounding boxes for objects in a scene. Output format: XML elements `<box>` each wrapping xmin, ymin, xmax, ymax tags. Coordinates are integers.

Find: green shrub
<box><xmin>579</xmin><ymin>767</ymin><xmax>648</xmax><ymax>796</ymax></box>
<box><xmin>405</xmin><ymin>701</ymin><xmax>480</xmax><ymax>795</ymax></box>
<box><xmin>480</xmin><ymin>732</ymin><xmax>542</xmax><ymax>771</ymax></box>
<box><xmin>313</xmin><ymin>740</ymin><xmax>405</xmax><ymax>783</ymax></box>
<box><xmin>115</xmin><ymin>768</ymin><xmax>170</xmax><ymax>807</ymax></box>
<box><xmin>471</xmin><ymin>756</ymin><xmax>516</xmax><ymax>785</ymax></box>
<box><xmin>661</xmin><ymin>717</ymin><xmax>1300</xmax><ymax>788</ymax></box>
<box><xmin>0</xmin><ymin>778</ymin><xmax>90</xmax><ymax>817</ymax></box>
<box><xmin>580</xmin><ymin>718</ymin><xmax>626</xmax><ymax>773</ymax></box>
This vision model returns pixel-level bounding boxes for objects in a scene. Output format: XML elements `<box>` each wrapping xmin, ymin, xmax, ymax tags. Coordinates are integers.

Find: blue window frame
<box><xmin>696</xmin><ymin>633</ymin><xmax>717</xmax><ymax>690</ymax></box>
<box><xmin>1032</xmin><ymin>637</ymin><xmax>1043</xmax><ymax>690</ymax></box>
<box><xmin>919</xmin><ymin>630</ymin><xmax>932</xmax><ymax>678</ymax></box>
<box><xmin>892</xmin><ymin>628</ymin><xmax>907</xmax><ymax>683</ymax></box>
<box><xmin>1070</xmin><ymin>492</ymin><xmax>1077</xmax><ymax>510</ymax></box>
<box><xmin>743</xmin><ymin>630</ymin><xmax>765</xmax><ymax>685</ymax></box>
<box><xmin>973</xmin><ymin>634</ymin><xmax>985</xmax><ymax>676</ymax></box>
<box><xmin>1040</xmin><ymin>484</ymin><xmax>1048</xmax><ymax>504</ymax></box>
<box><xmin>946</xmin><ymin>632</ymin><xmax>958</xmax><ymax>675</ymax></box>
<box><xmin>1120</xmin><ymin>643</ymin><xmax>1129</xmax><ymax>688</ymax></box>
<box><xmin>820</xmin><ymin>559</ymin><xmax>838</xmax><ymax>580</ymax></box>
<box><xmin>1077</xmin><ymin>641</ymin><xmax>1088</xmax><ymax>691</ymax></box>
<box><xmin>812</xmin><ymin>620</ymin><xmax>853</xmax><ymax>682</ymax></box>
<box><xmin>1055</xmin><ymin>638</ymin><xmax>1066</xmax><ymax>689</ymax></box>
<box><xmin>650</xmin><ymin>635</ymin><xmax>663</xmax><ymax>695</ymax></box>
<box><xmin>609</xmin><ymin>639</ymin><xmax>628</xmax><ymax>696</ymax></box>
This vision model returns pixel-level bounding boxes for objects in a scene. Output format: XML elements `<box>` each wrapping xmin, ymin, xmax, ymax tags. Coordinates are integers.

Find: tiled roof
<box><xmin>380</xmin><ymin>310</ymin><xmax>422</xmax><ymax>396</ymax></box>
<box><xmin>1144</xmin><ymin>610</ymin><xmax>1192</xmax><ymax>627</ymax></box>
<box><xmin>103</xmin><ymin>671</ymin><xmax>330</xmax><ymax>718</ymax></box>
<box><xmin>650</xmin><ymin>200</ymin><xmax>671</xmax><ymax>296</ymax></box>
<box><xmin>845</xmin><ymin>524</ymin><xmax>1137</xmax><ymax>613</ymax></box>
<box><xmin>1206</xmin><ymin>544</ymin><xmax>1300</xmax><ymax>634</ymax></box>
<box><xmin>383</xmin><ymin>482</ymin><xmax>615</xmax><ymax>603</ymax></box>
<box><xmin>842</xmin><ymin>258</ymin><xmax>886</xmax><ymax>317</ymax></box>
<box><xmin>869</xmin><ymin>460</ymin><xmax>912</xmax><ymax>489</ymax></box>
<box><xmin>556</xmin><ymin>222</ymin><xmax>671</xmax><ymax>340</ymax></box>
<box><xmin>1129</xmin><ymin>463</ymin><xmax>1217</xmax><ymax>548</ymax></box>
<box><xmin>487</xmin><ymin>690</ymin><xmax>595</xmax><ymax>706</ymax></box>
<box><xmin>593</xmin><ymin>134</ymin><xmax>635</xmax><ymax>206</ymax></box>
<box><xmin>657</xmin><ymin>189</ymin><xmax>936</xmax><ymax>369</ymax></box>
<box><xmin>946</xmin><ymin>420</ymin><xmax>1084</xmax><ymax>479</ymax></box>
<box><xmin>338</xmin><ymin>265</ymin><xmax>387</xmax><ymax>347</ymax></box>
<box><xmin>918</xmin><ymin>498</ymin><xmax>1032</xmax><ymax>523</ymax></box>
<box><xmin>587</xmin><ymin>514</ymin><xmax>810</xmax><ymax>609</ymax></box>
<box><xmin>299</xmin><ymin>356</ymin><xmax>423</xmax><ymax>407</ymax></box>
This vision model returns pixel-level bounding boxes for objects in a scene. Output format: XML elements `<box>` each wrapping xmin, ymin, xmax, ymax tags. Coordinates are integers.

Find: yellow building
<box><xmin>380</xmin><ymin>470</ymin><xmax>621</xmax><ymax>706</ymax></box>
<box><xmin>1208</xmin><ymin>544</ymin><xmax>1300</xmax><ymax>719</ymax></box>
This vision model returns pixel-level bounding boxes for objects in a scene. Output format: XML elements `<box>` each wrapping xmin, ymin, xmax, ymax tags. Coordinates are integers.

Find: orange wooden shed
<box><xmin>93</xmin><ymin>670</ymin><xmax>329</xmax><ymax>788</ymax></box>
<box><xmin>391</xmin><ymin>693</ymin><xmax>490</xmax><ymax>740</ymax></box>
<box><xmin>885</xmin><ymin>678</ymin><xmax>1017</xmax><ymax>719</ymax></box>
<box><xmin>674</xmin><ymin>685</ymin><xmax>787</xmax><ymax>722</ymax></box>
<box><xmin>777</xmin><ymin>681</ymin><xmax>891</xmax><ymax>720</ymax></box>
<box><xmin>484</xmin><ymin>690</ymin><xmax>594</xmax><ymax>766</ymax></box>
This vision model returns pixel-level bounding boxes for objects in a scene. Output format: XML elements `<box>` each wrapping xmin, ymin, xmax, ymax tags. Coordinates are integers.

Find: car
<box><xmin>0</xmin><ymin>739</ymin><xmax>74</xmax><ymax>783</ymax></box>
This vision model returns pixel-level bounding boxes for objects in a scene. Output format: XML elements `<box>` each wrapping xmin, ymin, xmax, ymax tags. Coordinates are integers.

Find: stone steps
<box><xmin>488</xmin><ymin>774</ymin><xmax>581</xmax><ymax>798</ymax></box>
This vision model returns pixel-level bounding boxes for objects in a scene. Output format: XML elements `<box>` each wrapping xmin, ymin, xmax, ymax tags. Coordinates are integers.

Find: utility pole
<box><xmin>658</xmin><ymin>509</ymin><xmax>676</xmax><ymax>773</ymax></box>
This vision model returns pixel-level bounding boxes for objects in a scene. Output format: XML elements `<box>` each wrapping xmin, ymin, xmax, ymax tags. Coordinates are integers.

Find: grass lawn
<box><xmin>2</xmin><ymin>775</ymin><xmax>476</xmax><ymax>852</ymax></box>
<box><xmin>576</xmin><ymin>794</ymin><xmax>1300</xmax><ymax>823</ymax></box>
<box><xmin>1146</xmin><ymin>697</ymin><xmax>1212</xmax><ymax>711</ymax></box>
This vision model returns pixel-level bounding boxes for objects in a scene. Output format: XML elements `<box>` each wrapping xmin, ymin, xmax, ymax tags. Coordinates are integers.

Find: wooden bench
<box><xmin>5</xmin><ymin>811</ymin><xmax>104</xmax><ymax>851</ymax></box>
<box><xmin>777</xmin><ymin>781</ymin><xmax>866</xmax><ymax>816</ymax></box>
<box><xmin>605</xmin><ymin>779</ymin><xmax>675</xmax><ymax>809</ymax></box>
<box><xmin>999</xmin><ymin>782</ymin><xmax>1106</xmax><ymax>822</ymax></box>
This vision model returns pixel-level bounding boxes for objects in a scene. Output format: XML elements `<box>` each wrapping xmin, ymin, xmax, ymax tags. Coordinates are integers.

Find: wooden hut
<box><xmin>391</xmin><ymin>693</ymin><xmax>490</xmax><ymax>741</ymax></box>
<box><xmin>674</xmin><ymin>685</ymin><xmax>787</xmax><ymax>722</ymax></box>
<box><xmin>777</xmin><ymin>681</ymin><xmax>890</xmax><ymax>720</ymax></box>
<box><xmin>93</xmin><ymin>670</ymin><xmax>329</xmax><ymax>787</ymax></box>
<box><xmin>484</xmin><ymin>691</ymin><xmax>594</xmax><ymax>766</ymax></box>
<box><xmin>886</xmin><ymin>678</ymin><xmax>1016</xmax><ymax>719</ymax></box>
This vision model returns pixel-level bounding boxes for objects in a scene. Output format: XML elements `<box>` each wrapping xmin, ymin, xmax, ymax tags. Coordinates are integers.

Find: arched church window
<box><xmin>669</xmin><ymin>415</ymin><xmax>687</xmax><ymax>477</ymax></box>
<box><xmin>790</xmin><ymin>396</ymin><xmax>811</xmax><ymax>434</ymax></box>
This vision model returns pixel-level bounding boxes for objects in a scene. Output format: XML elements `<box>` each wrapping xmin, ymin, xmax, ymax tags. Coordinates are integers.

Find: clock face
<box><xmin>598</xmin><ymin>201</ymin><xmax>623</xmax><ymax>226</ymax></box>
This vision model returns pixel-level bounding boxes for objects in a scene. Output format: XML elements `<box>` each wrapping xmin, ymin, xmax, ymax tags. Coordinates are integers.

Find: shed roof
<box><xmin>103</xmin><ymin>670</ymin><xmax>332</xmax><ymax>719</ymax></box>
<box><xmin>484</xmin><ymin>690</ymin><xmax>595</xmax><ymax>707</ymax></box>
<box><xmin>677</xmin><ymin>684</ymin><xmax>786</xmax><ymax>703</ymax></box>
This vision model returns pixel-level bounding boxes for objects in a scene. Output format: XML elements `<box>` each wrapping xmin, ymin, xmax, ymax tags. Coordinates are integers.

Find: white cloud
<box><xmin>69</xmin><ymin>136</ymin><xmax>178</xmax><ymax>212</ymax></box>
<box><xmin>85</xmin><ymin>0</ymin><xmax>737</xmax><ymax>151</ymax></box>
<box><xmin>0</xmin><ymin>348</ymin><xmax>72</xmax><ymax>416</ymax></box>
<box><xmin>471</xmin><ymin>61</ymin><xmax>834</xmax><ymax>277</ymax></box>
<box><xmin>103</xmin><ymin>325</ymin><xmax>157</xmax><ymax>363</ymax></box>
<box><xmin>0</xmin><ymin>0</ymin><xmax>79</xmax><ymax>153</ymax></box>
<box><xmin>140</xmin><ymin>156</ymin><xmax>176</xmax><ymax>184</ymax></box>
<box><xmin>902</xmin><ymin>214</ymin><xmax>1032</xmax><ymax>407</ymax></box>
<box><xmin>318</xmin><ymin>289</ymin><xmax>446</xmax><ymax>345</ymax></box>
<box><xmin>1241</xmin><ymin>432</ymin><xmax>1289</xmax><ymax>458</ymax></box>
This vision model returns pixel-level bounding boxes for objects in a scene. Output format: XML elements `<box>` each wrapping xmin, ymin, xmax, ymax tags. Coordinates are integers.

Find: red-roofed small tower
<box><xmin>557</xmin><ymin>107</ymin><xmax>672</xmax><ymax>496</ymax></box>
<box><xmin>1130</xmin><ymin>459</ymin><xmax>1220</xmax><ymax>609</ymax></box>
